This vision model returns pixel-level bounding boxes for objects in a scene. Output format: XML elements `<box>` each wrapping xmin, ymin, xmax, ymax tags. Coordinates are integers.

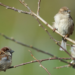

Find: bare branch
<box><xmin>54</xmin><ymin>65</ymin><xmax>71</xmax><ymax>69</ymax></box>
<box><xmin>37</xmin><ymin>0</ymin><xmax>41</xmax><ymax>15</ymax></box>
<box><xmin>8</xmin><ymin>57</ymin><xmax>72</xmax><ymax>69</ymax></box>
<box><xmin>0</xmin><ymin>2</ymin><xmax>30</xmax><ymax>14</ymax></box>
<box><xmin>19</xmin><ymin>0</ymin><xmax>32</xmax><ymax>12</ymax></box>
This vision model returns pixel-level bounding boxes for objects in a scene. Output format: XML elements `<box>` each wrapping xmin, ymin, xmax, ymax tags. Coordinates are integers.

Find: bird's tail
<box><xmin>60</xmin><ymin>37</ymin><xmax>67</xmax><ymax>51</ymax></box>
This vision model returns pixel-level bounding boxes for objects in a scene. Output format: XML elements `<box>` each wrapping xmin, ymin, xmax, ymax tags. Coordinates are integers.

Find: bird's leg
<box><xmin>4</xmin><ymin>69</ymin><xmax>6</xmax><ymax>72</ymax></box>
<box><xmin>53</xmin><ymin>28</ymin><xmax>57</xmax><ymax>32</ymax></box>
<box><xmin>65</xmin><ymin>34</ymin><xmax>69</xmax><ymax>38</ymax></box>
<box><xmin>63</xmin><ymin>34</ymin><xmax>69</xmax><ymax>41</ymax></box>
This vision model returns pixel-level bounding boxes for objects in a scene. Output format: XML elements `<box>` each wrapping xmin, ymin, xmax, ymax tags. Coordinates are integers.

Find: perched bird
<box><xmin>70</xmin><ymin>45</ymin><xmax>75</xmax><ymax>57</ymax></box>
<box><xmin>70</xmin><ymin>45</ymin><xmax>75</xmax><ymax>68</ymax></box>
<box><xmin>53</xmin><ymin>7</ymin><xmax>74</xmax><ymax>51</ymax></box>
<box><xmin>70</xmin><ymin>45</ymin><xmax>75</xmax><ymax>65</ymax></box>
<box><xmin>0</xmin><ymin>47</ymin><xmax>14</xmax><ymax>72</ymax></box>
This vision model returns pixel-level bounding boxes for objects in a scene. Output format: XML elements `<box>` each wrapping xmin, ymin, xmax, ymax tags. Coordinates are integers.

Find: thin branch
<box><xmin>19</xmin><ymin>0</ymin><xmax>32</xmax><ymax>12</ymax></box>
<box><xmin>37</xmin><ymin>0</ymin><xmax>41</xmax><ymax>15</ymax></box>
<box><xmin>57</xmin><ymin>41</ymin><xmax>75</xmax><ymax>47</ymax></box>
<box><xmin>0</xmin><ymin>2</ymin><xmax>30</xmax><ymax>14</ymax></box>
<box><xmin>8</xmin><ymin>57</ymin><xmax>72</xmax><ymax>69</ymax></box>
<box><xmin>54</xmin><ymin>65</ymin><xmax>71</xmax><ymax>69</ymax></box>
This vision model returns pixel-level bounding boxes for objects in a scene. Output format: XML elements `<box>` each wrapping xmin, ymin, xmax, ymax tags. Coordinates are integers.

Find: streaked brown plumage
<box><xmin>0</xmin><ymin>47</ymin><xmax>14</xmax><ymax>72</ymax></box>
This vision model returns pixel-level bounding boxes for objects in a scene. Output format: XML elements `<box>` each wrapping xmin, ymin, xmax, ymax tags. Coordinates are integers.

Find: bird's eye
<box><xmin>68</xmin><ymin>10</ymin><xmax>71</xmax><ymax>13</ymax></box>
<box><xmin>64</xmin><ymin>10</ymin><xmax>67</xmax><ymax>12</ymax></box>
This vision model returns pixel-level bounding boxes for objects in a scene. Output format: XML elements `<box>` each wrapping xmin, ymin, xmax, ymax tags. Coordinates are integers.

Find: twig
<box><xmin>8</xmin><ymin>57</ymin><xmax>74</xmax><ymax>69</ymax></box>
<box><xmin>58</xmin><ymin>41</ymin><xmax>74</xmax><ymax>47</ymax></box>
<box><xmin>19</xmin><ymin>0</ymin><xmax>32</xmax><ymax>12</ymax></box>
<box><xmin>37</xmin><ymin>0</ymin><xmax>41</xmax><ymax>27</ymax></box>
<box><xmin>28</xmin><ymin>50</ymin><xmax>51</xmax><ymax>75</ymax></box>
<box><xmin>54</xmin><ymin>65</ymin><xmax>71</xmax><ymax>69</ymax></box>
<box><xmin>0</xmin><ymin>2</ymin><xmax>75</xmax><ymax>44</ymax></box>
<box><xmin>37</xmin><ymin>0</ymin><xmax>41</xmax><ymax>15</ymax></box>
<box><xmin>0</xmin><ymin>2</ymin><xmax>30</xmax><ymax>14</ymax></box>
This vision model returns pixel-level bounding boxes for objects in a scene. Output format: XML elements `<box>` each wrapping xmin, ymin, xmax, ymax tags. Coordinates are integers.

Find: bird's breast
<box><xmin>58</xmin><ymin>18</ymin><xmax>73</xmax><ymax>35</ymax></box>
<box><xmin>0</xmin><ymin>56</ymin><xmax>12</xmax><ymax>71</ymax></box>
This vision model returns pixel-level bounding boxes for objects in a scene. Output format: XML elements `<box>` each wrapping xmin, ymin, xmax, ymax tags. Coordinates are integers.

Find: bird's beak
<box><xmin>10</xmin><ymin>50</ymin><xmax>14</xmax><ymax>53</ymax></box>
<box><xmin>68</xmin><ymin>10</ymin><xmax>71</xmax><ymax>13</ymax></box>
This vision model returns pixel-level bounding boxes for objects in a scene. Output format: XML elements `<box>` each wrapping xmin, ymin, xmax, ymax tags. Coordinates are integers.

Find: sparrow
<box><xmin>53</xmin><ymin>7</ymin><xmax>74</xmax><ymax>51</ymax></box>
<box><xmin>70</xmin><ymin>45</ymin><xmax>75</xmax><ymax>68</ymax></box>
<box><xmin>70</xmin><ymin>45</ymin><xmax>75</xmax><ymax>58</ymax></box>
<box><xmin>0</xmin><ymin>47</ymin><xmax>14</xmax><ymax>72</ymax></box>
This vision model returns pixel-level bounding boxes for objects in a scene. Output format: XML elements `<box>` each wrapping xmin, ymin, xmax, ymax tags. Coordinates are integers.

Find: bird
<box><xmin>70</xmin><ymin>45</ymin><xmax>75</xmax><ymax>62</ymax></box>
<box><xmin>70</xmin><ymin>45</ymin><xmax>75</xmax><ymax>68</ymax></box>
<box><xmin>0</xmin><ymin>47</ymin><xmax>14</xmax><ymax>72</ymax></box>
<box><xmin>53</xmin><ymin>7</ymin><xmax>74</xmax><ymax>51</ymax></box>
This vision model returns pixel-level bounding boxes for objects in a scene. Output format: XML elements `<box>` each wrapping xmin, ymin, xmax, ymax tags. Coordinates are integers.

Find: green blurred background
<box><xmin>0</xmin><ymin>0</ymin><xmax>75</xmax><ymax>75</ymax></box>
